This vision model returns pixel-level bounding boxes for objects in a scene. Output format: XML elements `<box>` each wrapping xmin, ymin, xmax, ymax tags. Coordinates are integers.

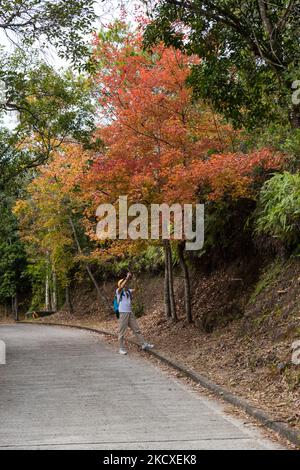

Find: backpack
<box><xmin>113</xmin><ymin>289</ymin><xmax>132</xmax><ymax>319</ymax></box>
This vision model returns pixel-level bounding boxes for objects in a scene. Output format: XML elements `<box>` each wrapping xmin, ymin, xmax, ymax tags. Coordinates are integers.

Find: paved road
<box><xmin>0</xmin><ymin>324</ymin><xmax>281</xmax><ymax>450</ymax></box>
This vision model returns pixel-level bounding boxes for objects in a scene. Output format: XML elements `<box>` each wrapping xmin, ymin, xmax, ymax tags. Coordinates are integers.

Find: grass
<box><xmin>248</xmin><ymin>259</ymin><xmax>284</xmax><ymax>305</ymax></box>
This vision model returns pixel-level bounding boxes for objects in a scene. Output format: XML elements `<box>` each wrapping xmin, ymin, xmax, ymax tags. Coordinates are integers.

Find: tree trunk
<box><xmin>65</xmin><ymin>285</ymin><xmax>73</xmax><ymax>314</ymax></box>
<box><xmin>12</xmin><ymin>293</ymin><xmax>18</xmax><ymax>322</ymax></box>
<box><xmin>165</xmin><ymin>240</ymin><xmax>177</xmax><ymax>321</ymax></box>
<box><xmin>51</xmin><ymin>270</ymin><xmax>57</xmax><ymax>312</ymax></box>
<box><xmin>68</xmin><ymin>216</ymin><xmax>110</xmax><ymax>310</ymax></box>
<box><xmin>177</xmin><ymin>241</ymin><xmax>193</xmax><ymax>323</ymax></box>
<box><xmin>290</xmin><ymin>103</ymin><xmax>300</xmax><ymax>129</ymax></box>
<box><xmin>45</xmin><ymin>273</ymin><xmax>50</xmax><ymax>311</ymax></box>
<box><xmin>163</xmin><ymin>240</ymin><xmax>171</xmax><ymax>319</ymax></box>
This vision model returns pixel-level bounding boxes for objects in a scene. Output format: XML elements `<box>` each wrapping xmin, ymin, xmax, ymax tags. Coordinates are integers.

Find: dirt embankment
<box><xmin>7</xmin><ymin>255</ymin><xmax>300</xmax><ymax>432</ymax></box>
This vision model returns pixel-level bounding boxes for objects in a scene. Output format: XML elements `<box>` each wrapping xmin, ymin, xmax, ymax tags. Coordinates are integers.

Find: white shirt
<box><xmin>116</xmin><ymin>289</ymin><xmax>133</xmax><ymax>313</ymax></box>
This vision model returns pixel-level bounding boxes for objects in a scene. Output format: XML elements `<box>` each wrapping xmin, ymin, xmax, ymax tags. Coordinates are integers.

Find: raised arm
<box><xmin>117</xmin><ymin>272</ymin><xmax>132</xmax><ymax>294</ymax></box>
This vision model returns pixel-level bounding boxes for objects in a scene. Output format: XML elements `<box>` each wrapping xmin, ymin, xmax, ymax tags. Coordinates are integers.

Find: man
<box><xmin>117</xmin><ymin>272</ymin><xmax>154</xmax><ymax>355</ymax></box>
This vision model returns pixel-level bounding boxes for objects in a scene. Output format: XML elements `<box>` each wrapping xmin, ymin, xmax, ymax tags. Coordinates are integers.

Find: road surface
<box><xmin>0</xmin><ymin>324</ymin><xmax>281</xmax><ymax>450</ymax></box>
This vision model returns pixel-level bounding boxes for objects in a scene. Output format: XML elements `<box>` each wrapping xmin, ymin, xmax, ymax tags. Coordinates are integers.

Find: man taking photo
<box><xmin>116</xmin><ymin>272</ymin><xmax>154</xmax><ymax>355</ymax></box>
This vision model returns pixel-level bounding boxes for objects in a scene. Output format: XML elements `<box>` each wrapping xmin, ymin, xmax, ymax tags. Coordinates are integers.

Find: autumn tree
<box><xmin>85</xmin><ymin>22</ymin><xmax>234</xmax><ymax>322</ymax></box>
<box><xmin>12</xmin><ymin>20</ymin><xmax>286</xmax><ymax>324</ymax></box>
<box><xmin>14</xmin><ymin>144</ymin><xmax>109</xmax><ymax>313</ymax></box>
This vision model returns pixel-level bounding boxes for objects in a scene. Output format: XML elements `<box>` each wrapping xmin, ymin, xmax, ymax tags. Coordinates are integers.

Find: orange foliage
<box><xmin>166</xmin><ymin>149</ymin><xmax>285</xmax><ymax>203</ymax></box>
<box><xmin>20</xmin><ymin>27</ymin><xmax>285</xmax><ymax>262</ymax></box>
<box><xmin>86</xmin><ymin>26</ymin><xmax>235</xmax><ymax>210</ymax></box>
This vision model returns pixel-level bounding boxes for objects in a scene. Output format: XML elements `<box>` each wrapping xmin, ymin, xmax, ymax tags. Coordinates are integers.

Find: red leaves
<box><xmin>189</xmin><ymin>149</ymin><xmax>285</xmax><ymax>202</ymax></box>
<box><xmin>89</xmin><ymin>25</ymin><xmax>232</xmax><ymax>209</ymax></box>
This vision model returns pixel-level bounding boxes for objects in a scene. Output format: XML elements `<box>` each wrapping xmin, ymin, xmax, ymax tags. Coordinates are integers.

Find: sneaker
<box><xmin>119</xmin><ymin>348</ymin><xmax>128</xmax><ymax>355</ymax></box>
<box><xmin>142</xmin><ymin>343</ymin><xmax>154</xmax><ymax>351</ymax></box>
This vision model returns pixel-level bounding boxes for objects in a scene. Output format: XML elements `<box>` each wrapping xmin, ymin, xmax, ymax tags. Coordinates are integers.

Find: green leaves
<box><xmin>0</xmin><ymin>52</ymin><xmax>96</xmax><ymax>184</ymax></box>
<box><xmin>0</xmin><ymin>0</ymin><xmax>96</xmax><ymax>66</ymax></box>
<box><xmin>144</xmin><ymin>0</ymin><xmax>300</xmax><ymax>130</ymax></box>
<box><xmin>0</xmin><ymin>2</ymin><xmax>97</xmax><ymax>309</ymax></box>
<box><xmin>0</xmin><ymin>193</ymin><xmax>29</xmax><ymax>302</ymax></box>
<box><xmin>255</xmin><ymin>172</ymin><xmax>300</xmax><ymax>247</ymax></box>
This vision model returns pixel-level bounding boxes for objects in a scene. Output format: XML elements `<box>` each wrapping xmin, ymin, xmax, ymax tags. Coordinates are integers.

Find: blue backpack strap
<box><xmin>119</xmin><ymin>288</ymin><xmax>125</xmax><ymax>302</ymax></box>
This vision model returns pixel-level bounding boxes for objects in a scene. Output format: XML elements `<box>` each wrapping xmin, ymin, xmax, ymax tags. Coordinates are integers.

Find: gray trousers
<box><xmin>118</xmin><ymin>312</ymin><xmax>145</xmax><ymax>349</ymax></box>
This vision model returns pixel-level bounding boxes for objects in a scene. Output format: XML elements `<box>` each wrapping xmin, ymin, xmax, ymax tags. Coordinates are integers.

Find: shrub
<box><xmin>255</xmin><ymin>172</ymin><xmax>300</xmax><ymax>248</ymax></box>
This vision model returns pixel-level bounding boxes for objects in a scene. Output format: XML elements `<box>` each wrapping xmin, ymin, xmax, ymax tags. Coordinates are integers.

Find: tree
<box><xmin>0</xmin><ymin>53</ymin><xmax>96</xmax><ymax>185</ymax></box>
<box><xmin>14</xmin><ymin>143</ymin><xmax>109</xmax><ymax>312</ymax></box>
<box><xmin>0</xmin><ymin>191</ymin><xmax>29</xmax><ymax>319</ymax></box>
<box><xmin>0</xmin><ymin>2</ymin><xmax>96</xmax><ymax>314</ymax></box>
<box><xmin>0</xmin><ymin>0</ymin><xmax>96</xmax><ymax>65</ymax></box>
<box><xmin>85</xmin><ymin>22</ymin><xmax>233</xmax><ymax>322</ymax></box>
<box><xmin>143</xmin><ymin>0</ymin><xmax>300</xmax><ymax>129</ymax></box>
<box><xmin>0</xmin><ymin>2</ymin><xmax>97</xmax><ymax>189</ymax></box>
